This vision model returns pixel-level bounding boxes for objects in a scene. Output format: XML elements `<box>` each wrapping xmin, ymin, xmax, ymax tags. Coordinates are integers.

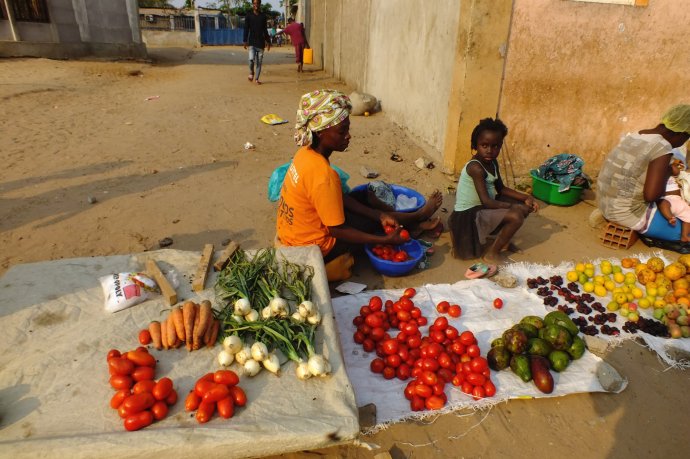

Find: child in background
<box><xmin>448</xmin><ymin>118</ymin><xmax>538</xmax><ymax>264</ymax></box>
<box><xmin>657</xmin><ymin>155</ymin><xmax>690</xmax><ymax>242</ymax></box>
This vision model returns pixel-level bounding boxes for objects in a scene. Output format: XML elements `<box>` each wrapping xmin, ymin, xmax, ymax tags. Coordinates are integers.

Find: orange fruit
<box><xmin>673</xmin><ymin>287</ymin><xmax>689</xmax><ymax>298</ymax></box>
<box><xmin>677</xmin><ymin>297</ymin><xmax>690</xmax><ymax>307</ymax></box>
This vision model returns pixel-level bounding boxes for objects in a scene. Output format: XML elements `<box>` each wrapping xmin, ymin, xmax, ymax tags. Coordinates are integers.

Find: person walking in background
<box><xmin>279</xmin><ymin>18</ymin><xmax>310</xmax><ymax>73</ymax></box>
<box><xmin>243</xmin><ymin>0</ymin><xmax>271</xmax><ymax>85</ymax></box>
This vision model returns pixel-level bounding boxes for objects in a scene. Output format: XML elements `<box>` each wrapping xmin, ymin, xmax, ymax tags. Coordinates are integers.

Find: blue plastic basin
<box><xmin>365</xmin><ymin>240</ymin><xmax>424</xmax><ymax>277</ymax></box>
<box><xmin>351</xmin><ymin>184</ymin><xmax>426</xmax><ymax>213</ymax></box>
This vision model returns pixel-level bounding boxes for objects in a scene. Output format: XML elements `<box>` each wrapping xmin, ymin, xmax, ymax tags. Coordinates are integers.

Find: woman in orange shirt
<box><xmin>276</xmin><ymin>89</ymin><xmax>442</xmax><ymax>265</ymax></box>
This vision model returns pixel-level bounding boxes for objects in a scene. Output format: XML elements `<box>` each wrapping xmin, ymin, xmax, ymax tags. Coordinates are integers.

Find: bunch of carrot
<box><xmin>140</xmin><ymin>300</ymin><xmax>220</xmax><ymax>351</ymax></box>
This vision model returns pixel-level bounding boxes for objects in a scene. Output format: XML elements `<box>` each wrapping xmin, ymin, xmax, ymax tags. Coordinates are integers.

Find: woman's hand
<box><xmin>383</xmin><ymin>227</ymin><xmax>408</xmax><ymax>246</ymax></box>
<box><xmin>379</xmin><ymin>212</ymin><xmax>399</xmax><ymax>229</ymax></box>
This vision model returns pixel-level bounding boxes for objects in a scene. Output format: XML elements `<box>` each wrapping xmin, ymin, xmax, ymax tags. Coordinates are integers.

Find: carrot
<box><xmin>206</xmin><ymin>319</ymin><xmax>220</xmax><ymax>348</ymax></box>
<box><xmin>171</xmin><ymin>306</ymin><xmax>185</xmax><ymax>342</ymax></box>
<box><xmin>193</xmin><ymin>300</ymin><xmax>212</xmax><ymax>350</ymax></box>
<box><xmin>148</xmin><ymin>321</ymin><xmax>162</xmax><ymax>350</ymax></box>
<box><xmin>161</xmin><ymin>318</ymin><xmax>169</xmax><ymax>350</ymax></box>
<box><xmin>183</xmin><ymin>301</ymin><xmax>196</xmax><ymax>351</ymax></box>
<box><xmin>191</xmin><ymin>303</ymin><xmax>201</xmax><ymax>351</ymax></box>
<box><xmin>166</xmin><ymin>313</ymin><xmax>177</xmax><ymax>348</ymax></box>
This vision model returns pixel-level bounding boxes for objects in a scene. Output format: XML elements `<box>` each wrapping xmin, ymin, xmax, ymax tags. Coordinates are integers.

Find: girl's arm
<box><xmin>328</xmin><ymin>224</ymin><xmax>407</xmax><ymax>246</ymax></box>
<box><xmin>643</xmin><ymin>153</ymin><xmax>673</xmax><ymax>202</ymax></box>
<box><xmin>493</xmin><ymin>165</ymin><xmax>538</xmax><ymax>212</ymax></box>
<box><xmin>467</xmin><ymin>162</ymin><xmax>512</xmax><ymax>210</ymax></box>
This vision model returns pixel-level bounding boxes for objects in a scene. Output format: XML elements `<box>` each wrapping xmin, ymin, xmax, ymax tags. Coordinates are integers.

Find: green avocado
<box><xmin>491</xmin><ymin>337</ymin><xmax>505</xmax><ymax>348</ymax></box>
<box><xmin>526</xmin><ymin>337</ymin><xmax>553</xmax><ymax>357</ymax></box>
<box><xmin>520</xmin><ymin>315</ymin><xmax>545</xmax><ymax>330</ymax></box>
<box><xmin>548</xmin><ymin>350</ymin><xmax>571</xmax><ymax>372</ymax></box>
<box><xmin>487</xmin><ymin>345</ymin><xmax>511</xmax><ymax>371</ymax></box>
<box><xmin>502</xmin><ymin>328</ymin><xmax>528</xmax><ymax>355</ymax></box>
<box><xmin>544</xmin><ymin>311</ymin><xmax>579</xmax><ymax>337</ymax></box>
<box><xmin>541</xmin><ymin>324</ymin><xmax>573</xmax><ymax>351</ymax></box>
<box><xmin>514</xmin><ymin>323</ymin><xmax>539</xmax><ymax>339</ymax></box>
<box><xmin>510</xmin><ymin>354</ymin><xmax>532</xmax><ymax>382</ymax></box>
<box><xmin>566</xmin><ymin>334</ymin><xmax>586</xmax><ymax>360</ymax></box>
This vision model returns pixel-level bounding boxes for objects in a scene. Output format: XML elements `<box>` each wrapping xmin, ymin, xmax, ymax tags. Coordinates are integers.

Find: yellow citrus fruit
<box><xmin>634</xmin><ymin>263</ymin><xmax>648</xmax><ymax>275</ymax></box>
<box><xmin>604</xmin><ymin>280</ymin><xmax>616</xmax><ymax>291</ymax></box>
<box><xmin>612</xmin><ymin>265</ymin><xmax>622</xmax><ymax>274</ymax></box>
<box><xmin>614</xmin><ymin>272</ymin><xmax>625</xmax><ymax>284</ymax></box>
<box><xmin>578</xmin><ymin>273</ymin><xmax>589</xmax><ymax>285</ymax></box>
<box><xmin>583</xmin><ymin>282</ymin><xmax>595</xmax><ymax>293</ymax></box>
<box><xmin>645</xmin><ymin>295</ymin><xmax>656</xmax><ymax>305</ymax></box>
<box><xmin>575</xmin><ymin>263</ymin><xmax>586</xmax><ymax>273</ymax></box>
<box><xmin>594</xmin><ymin>275</ymin><xmax>606</xmax><ymax>285</ymax></box>
<box><xmin>632</xmin><ymin>287</ymin><xmax>644</xmax><ymax>299</ymax></box>
<box><xmin>614</xmin><ymin>293</ymin><xmax>628</xmax><ymax>305</ymax></box>
<box><xmin>566</xmin><ymin>271</ymin><xmax>579</xmax><ymax>282</ymax></box>
<box><xmin>638</xmin><ymin>298</ymin><xmax>651</xmax><ymax>309</ymax></box>
<box><xmin>646</xmin><ymin>286</ymin><xmax>658</xmax><ymax>297</ymax></box>
<box><xmin>594</xmin><ymin>285</ymin><xmax>608</xmax><ymax>297</ymax></box>
<box><xmin>584</xmin><ymin>268</ymin><xmax>595</xmax><ymax>279</ymax></box>
<box><xmin>601</xmin><ymin>264</ymin><xmax>613</xmax><ymax>275</ymax></box>
<box><xmin>654</xmin><ymin>299</ymin><xmax>666</xmax><ymax>309</ymax></box>
<box><xmin>607</xmin><ymin>301</ymin><xmax>620</xmax><ymax>311</ymax></box>
<box><xmin>657</xmin><ymin>286</ymin><xmax>668</xmax><ymax>297</ymax></box>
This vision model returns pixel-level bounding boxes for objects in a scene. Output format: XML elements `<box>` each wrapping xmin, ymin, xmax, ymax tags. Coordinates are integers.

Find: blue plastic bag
<box><xmin>268</xmin><ymin>162</ymin><xmax>351</xmax><ymax>202</ymax></box>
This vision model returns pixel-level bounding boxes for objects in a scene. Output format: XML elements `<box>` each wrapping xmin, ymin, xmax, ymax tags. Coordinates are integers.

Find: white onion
<box><xmin>308</xmin><ymin>354</ymin><xmax>330</xmax><ymax>377</ymax></box>
<box><xmin>217</xmin><ymin>350</ymin><xmax>234</xmax><ymax>367</ymax></box>
<box><xmin>244</xmin><ymin>309</ymin><xmax>259</xmax><ymax>322</ymax></box>
<box><xmin>243</xmin><ymin>359</ymin><xmax>261</xmax><ymax>377</ymax></box>
<box><xmin>231</xmin><ymin>314</ymin><xmax>245</xmax><ymax>324</ymax></box>
<box><xmin>235</xmin><ymin>345</ymin><xmax>251</xmax><ymax>365</ymax></box>
<box><xmin>291</xmin><ymin>311</ymin><xmax>306</xmax><ymax>323</ymax></box>
<box><xmin>234</xmin><ymin>298</ymin><xmax>251</xmax><ymax>316</ymax></box>
<box><xmin>295</xmin><ymin>361</ymin><xmax>312</xmax><ymax>380</ymax></box>
<box><xmin>298</xmin><ymin>301</ymin><xmax>315</xmax><ymax>318</ymax></box>
<box><xmin>307</xmin><ymin>311</ymin><xmax>322</xmax><ymax>325</ymax></box>
<box><xmin>222</xmin><ymin>335</ymin><xmax>243</xmax><ymax>354</ymax></box>
<box><xmin>262</xmin><ymin>353</ymin><xmax>281</xmax><ymax>375</ymax></box>
<box><xmin>261</xmin><ymin>306</ymin><xmax>273</xmax><ymax>319</ymax></box>
<box><xmin>269</xmin><ymin>296</ymin><xmax>289</xmax><ymax>315</ymax></box>
<box><xmin>250</xmin><ymin>342</ymin><xmax>268</xmax><ymax>362</ymax></box>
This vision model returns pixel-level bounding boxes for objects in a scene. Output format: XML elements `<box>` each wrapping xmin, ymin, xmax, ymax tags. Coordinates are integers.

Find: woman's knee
<box><xmin>504</xmin><ymin>209</ymin><xmax>525</xmax><ymax>226</ymax></box>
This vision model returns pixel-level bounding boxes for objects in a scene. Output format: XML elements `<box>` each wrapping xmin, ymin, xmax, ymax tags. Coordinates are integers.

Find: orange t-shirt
<box><xmin>276</xmin><ymin>146</ymin><xmax>345</xmax><ymax>255</ymax></box>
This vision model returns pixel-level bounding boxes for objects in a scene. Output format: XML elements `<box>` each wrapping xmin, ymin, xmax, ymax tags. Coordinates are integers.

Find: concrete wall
<box><xmin>0</xmin><ymin>0</ymin><xmax>146</xmax><ymax>59</ymax></box>
<box><xmin>142</xmin><ymin>30</ymin><xmax>197</xmax><ymax>47</ymax></box>
<box><xmin>308</xmin><ymin>0</ymin><xmax>460</xmax><ymax>157</ymax></box>
<box><xmin>499</xmin><ymin>0</ymin><xmax>690</xmax><ymax>175</ymax></box>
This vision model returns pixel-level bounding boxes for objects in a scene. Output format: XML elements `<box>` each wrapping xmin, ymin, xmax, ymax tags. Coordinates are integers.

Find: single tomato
<box><xmin>493</xmin><ymin>298</ymin><xmax>504</xmax><ymax>309</ymax></box>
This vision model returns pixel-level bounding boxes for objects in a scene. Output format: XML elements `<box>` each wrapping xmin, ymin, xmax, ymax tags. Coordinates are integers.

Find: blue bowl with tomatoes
<box><xmin>365</xmin><ymin>239</ymin><xmax>424</xmax><ymax>276</ymax></box>
<box><xmin>350</xmin><ymin>184</ymin><xmax>426</xmax><ymax>213</ymax></box>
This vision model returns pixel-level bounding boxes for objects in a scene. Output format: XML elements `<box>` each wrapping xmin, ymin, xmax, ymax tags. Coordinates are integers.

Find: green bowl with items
<box><xmin>530</xmin><ymin>170</ymin><xmax>583</xmax><ymax>206</ymax></box>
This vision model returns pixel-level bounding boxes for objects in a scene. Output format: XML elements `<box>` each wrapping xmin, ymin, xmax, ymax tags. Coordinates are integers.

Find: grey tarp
<box><xmin>0</xmin><ymin>247</ymin><xmax>359</xmax><ymax>458</ymax></box>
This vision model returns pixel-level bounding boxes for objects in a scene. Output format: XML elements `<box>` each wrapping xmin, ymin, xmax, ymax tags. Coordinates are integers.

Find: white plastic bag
<box><xmin>395</xmin><ymin>194</ymin><xmax>418</xmax><ymax>211</ymax></box>
<box><xmin>100</xmin><ymin>272</ymin><xmax>159</xmax><ymax>313</ymax></box>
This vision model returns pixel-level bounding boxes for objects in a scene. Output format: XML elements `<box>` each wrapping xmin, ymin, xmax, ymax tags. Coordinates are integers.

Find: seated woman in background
<box><xmin>597</xmin><ymin>104</ymin><xmax>690</xmax><ymax>241</ymax></box>
<box><xmin>275</xmin><ymin>89</ymin><xmax>442</xmax><ymax>278</ymax></box>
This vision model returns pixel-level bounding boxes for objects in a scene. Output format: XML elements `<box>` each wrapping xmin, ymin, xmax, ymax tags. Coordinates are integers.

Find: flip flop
<box><xmin>390</xmin><ymin>153</ymin><xmax>403</xmax><ymax>162</ymax></box>
<box><xmin>464</xmin><ymin>262</ymin><xmax>497</xmax><ymax>280</ymax></box>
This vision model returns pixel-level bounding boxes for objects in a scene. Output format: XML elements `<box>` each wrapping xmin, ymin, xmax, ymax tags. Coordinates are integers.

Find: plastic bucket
<box><xmin>530</xmin><ymin>170</ymin><xmax>583</xmax><ymax>206</ymax></box>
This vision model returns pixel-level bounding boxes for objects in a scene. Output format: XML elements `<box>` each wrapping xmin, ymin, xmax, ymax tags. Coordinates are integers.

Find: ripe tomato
<box><xmin>110</xmin><ymin>389</ymin><xmax>130</xmax><ymax>410</ymax></box>
<box><xmin>217</xmin><ymin>396</ymin><xmax>235</xmax><ymax>419</ymax></box>
<box><xmin>122</xmin><ymin>392</ymin><xmax>156</xmax><ymax>416</ymax></box>
<box><xmin>110</xmin><ymin>375</ymin><xmax>134</xmax><ymax>391</ymax></box>
<box><xmin>426</xmin><ymin>342</ymin><xmax>443</xmax><ymax>358</ymax></box>
<box><xmin>382</xmin><ymin>367</ymin><xmax>396</xmax><ymax>380</ymax></box>
<box><xmin>131</xmin><ymin>366</ymin><xmax>155</xmax><ymax>382</ymax></box>
<box><xmin>152</xmin><ymin>377</ymin><xmax>174</xmax><ymax>401</ymax></box>
<box><xmin>403</xmin><ymin>287</ymin><xmax>416</xmax><ymax>298</ymax></box>
<box><xmin>469</xmin><ymin>357</ymin><xmax>488</xmax><ymax>373</ymax></box>
<box><xmin>229</xmin><ymin>386</ymin><xmax>247</xmax><ymax>407</ymax></box>
<box><xmin>362</xmin><ymin>338</ymin><xmax>375</xmax><ymax>353</ymax></box>
<box><xmin>360</xmin><ymin>306</ymin><xmax>372</xmax><ymax>317</ymax></box>
<box><xmin>107</xmin><ymin>349</ymin><xmax>121</xmax><ymax>361</ymax></box>
<box><xmin>132</xmin><ymin>380</ymin><xmax>156</xmax><ymax>395</ymax></box>
<box><xmin>410</xmin><ymin>395</ymin><xmax>425</xmax><ymax>411</ymax></box>
<box><xmin>381</xmin><ymin>339</ymin><xmax>400</xmax><ymax>356</ymax></box>
<box><xmin>410</xmin><ymin>307</ymin><xmax>422</xmax><ymax>319</ymax></box>
<box><xmin>124</xmin><ymin>410</ymin><xmax>153</xmax><ymax>431</ymax></box>
<box><xmin>370</xmin><ymin>327</ymin><xmax>386</xmax><ymax>342</ymax></box>
<box><xmin>165</xmin><ymin>389</ymin><xmax>178</xmax><ymax>406</ymax></box>
<box><xmin>138</xmin><ymin>329</ymin><xmax>152</xmax><ymax>346</ymax></box>
<box><xmin>108</xmin><ymin>357</ymin><xmax>135</xmax><ymax>376</ymax></box>
<box><xmin>416</xmin><ymin>316</ymin><xmax>428</xmax><ymax>326</ymax></box>
<box><xmin>467</xmin><ymin>344</ymin><xmax>481</xmax><ymax>358</ymax></box>
<box><xmin>437</xmin><ymin>368</ymin><xmax>454</xmax><ymax>384</ymax></box>
<box><xmin>404</xmin><ymin>382</ymin><xmax>416</xmax><ymax>400</ymax></box>
<box><xmin>214</xmin><ymin>370</ymin><xmax>239</xmax><ymax>387</ymax></box>
<box><xmin>444</xmin><ymin>325</ymin><xmax>459</xmax><ymax>340</ymax></box>
<box><xmin>493</xmin><ymin>298</ymin><xmax>504</xmax><ymax>309</ymax></box>
<box><xmin>352</xmin><ymin>315</ymin><xmax>364</xmax><ymax>326</ymax></box>
<box><xmin>151</xmin><ymin>401</ymin><xmax>168</xmax><ymax>421</ymax></box>
<box><xmin>203</xmin><ymin>384</ymin><xmax>230</xmax><ymax>404</ymax></box>
<box><xmin>353</xmin><ymin>331</ymin><xmax>365</xmax><ymax>345</ymax></box>
<box><xmin>472</xmin><ymin>385</ymin><xmax>486</xmax><ymax>400</ymax></box>
<box><xmin>385</xmin><ymin>354</ymin><xmax>402</xmax><ymax>368</ymax></box>
<box><xmin>407</xmin><ymin>335</ymin><xmax>422</xmax><ymax>349</ymax></box>
<box><xmin>370</xmin><ymin>358</ymin><xmax>385</xmax><ymax>374</ymax></box>
<box><xmin>194</xmin><ymin>379</ymin><xmax>216</xmax><ymax>398</ymax></box>
<box><xmin>402</xmin><ymin>321</ymin><xmax>419</xmax><ymax>336</ymax></box>
<box><xmin>432</xmin><ymin>381</ymin><xmax>445</xmax><ymax>396</ymax></box>
<box><xmin>436</xmin><ymin>301</ymin><xmax>450</xmax><ymax>313</ymax></box>
<box><xmin>369</xmin><ymin>296</ymin><xmax>383</xmax><ymax>311</ymax></box>
<box><xmin>185</xmin><ymin>391</ymin><xmax>201</xmax><ymax>412</ymax></box>
<box><xmin>448</xmin><ymin>305</ymin><xmax>462</xmax><ymax>318</ymax></box>
<box><xmin>395</xmin><ymin>364</ymin><xmax>411</xmax><ymax>380</ymax></box>
<box><xmin>451</xmin><ymin>373</ymin><xmax>465</xmax><ymax>387</ymax></box>
<box><xmin>126</xmin><ymin>350</ymin><xmax>156</xmax><ymax>368</ymax></box>
<box><xmin>400</xmin><ymin>229</ymin><xmax>411</xmax><ymax>241</ymax></box>
<box><xmin>195</xmin><ymin>400</ymin><xmax>215</xmax><ymax>424</ymax></box>
<box><xmin>414</xmin><ymin>383</ymin><xmax>433</xmax><ymax>399</ymax></box>
<box><xmin>384</xmin><ymin>225</ymin><xmax>396</xmax><ymax>234</ymax></box>
<box><xmin>433</xmin><ymin>317</ymin><xmax>449</xmax><ymax>330</ymax></box>
<box><xmin>459</xmin><ymin>330</ymin><xmax>477</xmax><ymax>346</ymax></box>
<box><xmin>437</xmin><ymin>352</ymin><xmax>453</xmax><ymax>369</ymax></box>
<box><xmin>425</xmin><ymin>395</ymin><xmax>445</xmax><ymax>410</ymax></box>
<box><xmin>465</xmin><ymin>372</ymin><xmax>486</xmax><ymax>387</ymax></box>
<box><xmin>430</xmin><ymin>330</ymin><xmax>445</xmax><ymax>344</ymax></box>
<box><xmin>397</xmin><ymin>310</ymin><xmax>412</xmax><ymax>322</ymax></box>
<box><xmin>420</xmin><ymin>370</ymin><xmax>438</xmax><ymax>386</ymax></box>
<box><xmin>484</xmin><ymin>380</ymin><xmax>497</xmax><ymax>397</ymax></box>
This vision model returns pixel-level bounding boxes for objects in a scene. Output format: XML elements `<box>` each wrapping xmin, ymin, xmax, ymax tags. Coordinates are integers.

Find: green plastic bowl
<box><xmin>530</xmin><ymin>170</ymin><xmax>583</xmax><ymax>206</ymax></box>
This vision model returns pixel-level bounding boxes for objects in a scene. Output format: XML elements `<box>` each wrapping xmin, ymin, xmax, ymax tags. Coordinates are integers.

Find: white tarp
<box><xmin>0</xmin><ymin>247</ymin><xmax>359</xmax><ymax>459</ymax></box>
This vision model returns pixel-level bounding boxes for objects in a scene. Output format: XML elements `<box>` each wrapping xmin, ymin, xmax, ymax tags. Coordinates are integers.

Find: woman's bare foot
<box><xmin>502</xmin><ymin>242</ymin><xmax>524</xmax><ymax>254</ymax></box>
<box><xmin>418</xmin><ymin>190</ymin><xmax>443</xmax><ymax>220</ymax></box>
<box><xmin>410</xmin><ymin>217</ymin><xmax>442</xmax><ymax>238</ymax></box>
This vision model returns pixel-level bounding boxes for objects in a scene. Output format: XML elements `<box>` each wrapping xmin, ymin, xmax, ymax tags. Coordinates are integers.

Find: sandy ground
<box><xmin>1</xmin><ymin>46</ymin><xmax>687</xmax><ymax>459</ymax></box>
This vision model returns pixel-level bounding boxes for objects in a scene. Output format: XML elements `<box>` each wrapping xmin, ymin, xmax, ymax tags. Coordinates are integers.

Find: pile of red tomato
<box><xmin>107</xmin><ymin>347</ymin><xmax>179</xmax><ymax>431</ymax></box>
<box><xmin>370</xmin><ymin>244</ymin><xmax>410</xmax><ymax>263</ymax></box>
<box><xmin>184</xmin><ymin>370</ymin><xmax>247</xmax><ymax>423</ymax></box>
<box><xmin>351</xmin><ymin>288</ymin><xmax>496</xmax><ymax>411</ymax></box>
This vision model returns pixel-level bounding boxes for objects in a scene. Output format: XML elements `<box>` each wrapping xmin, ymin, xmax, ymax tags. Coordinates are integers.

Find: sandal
<box><xmin>390</xmin><ymin>153</ymin><xmax>403</xmax><ymax>162</ymax></box>
<box><xmin>464</xmin><ymin>262</ymin><xmax>498</xmax><ymax>280</ymax></box>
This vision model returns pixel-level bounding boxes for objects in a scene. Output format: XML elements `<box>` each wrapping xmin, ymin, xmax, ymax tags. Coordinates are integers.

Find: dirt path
<box><xmin>0</xmin><ymin>46</ymin><xmax>685</xmax><ymax>459</ymax></box>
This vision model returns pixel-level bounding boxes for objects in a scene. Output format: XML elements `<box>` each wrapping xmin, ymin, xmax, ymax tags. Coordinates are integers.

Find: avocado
<box><xmin>566</xmin><ymin>334</ymin><xmax>586</xmax><ymax>360</ymax></box>
<box><xmin>487</xmin><ymin>345</ymin><xmax>511</xmax><ymax>371</ymax></box>
<box><xmin>544</xmin><ymin>310</ymin><xmax>579</xmax><ymax>337</ymax></box>
<box><xmin>520</xmin><ymin>315</ymin><xmax>545</xmax><ymax>330</ymax></box>
<box><xmin>491</xmin><ymin>337</ymin><xmax>505</xmax><ymax>348</ymax></box>
<box><xmin>502</xmin><ymin>328</ymin><xmax>528</xmax><ymax>355</ymax></box>
<box><xmin>526</xmin><ymin>337</ymin><xmax>553</xmax><ymax>357</ymax></box>
<box><xmin>530</xmin><ymin>355</ymin><xmax>554</xmax><ymax>394</ymax></box>
<box><xmin>541</xmin><ymin>324</ymin><xmax>573</xmax><ymax>350</ymax></box>
<box><xmin>548</xmin><ymin>350</ymin><xmax>571</xmax><ymax>372</ymax></box>
<box><xmin>510</xmin><ymin>354</ymin><xmax>532</xmax><ymax>382</ymax></box>
<box><xmin>514</xmin><ymin>323</ymin><xmax>539</xmax><ymax>339</ymax></box>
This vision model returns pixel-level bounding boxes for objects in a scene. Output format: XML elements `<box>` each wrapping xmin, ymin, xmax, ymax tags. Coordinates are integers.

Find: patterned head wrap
<box><xmin>661</xmin><ymin>104</ymin><xmax>690</xmax><ymax>134</ymax></box>
<box><xmin>294</xmin><ymin>89</ymin><xmax>352</xmax><ymax>146</ymax></box>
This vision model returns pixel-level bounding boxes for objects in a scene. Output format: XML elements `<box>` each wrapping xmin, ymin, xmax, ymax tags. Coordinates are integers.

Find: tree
<box><xmin>138</xmin><ymin>0</ymin><xmax>175</xmax><ymax>7</ymax></box>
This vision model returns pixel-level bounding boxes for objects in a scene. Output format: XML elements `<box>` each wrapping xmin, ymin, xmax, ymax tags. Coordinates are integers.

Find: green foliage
<box><xmin>138</xmin><ymin>0</ymin><xmax>175</xmax><ymax>7</ymax></box>
<box><xmin>230</xmin><ymin>1</ymin><xmax>279</xmax><ymax>18</ymax></box>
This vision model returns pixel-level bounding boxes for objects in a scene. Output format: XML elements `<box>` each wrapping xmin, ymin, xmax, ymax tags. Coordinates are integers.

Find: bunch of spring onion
<box><xmin>282</xmin><ymin>260</ymin><xmax>321</xmax><ymax>325</ymax></box>
<box><xmin>217</xmin><ymin>334</ymin><xmax>281</xmax><ymax>376</ymax></box>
